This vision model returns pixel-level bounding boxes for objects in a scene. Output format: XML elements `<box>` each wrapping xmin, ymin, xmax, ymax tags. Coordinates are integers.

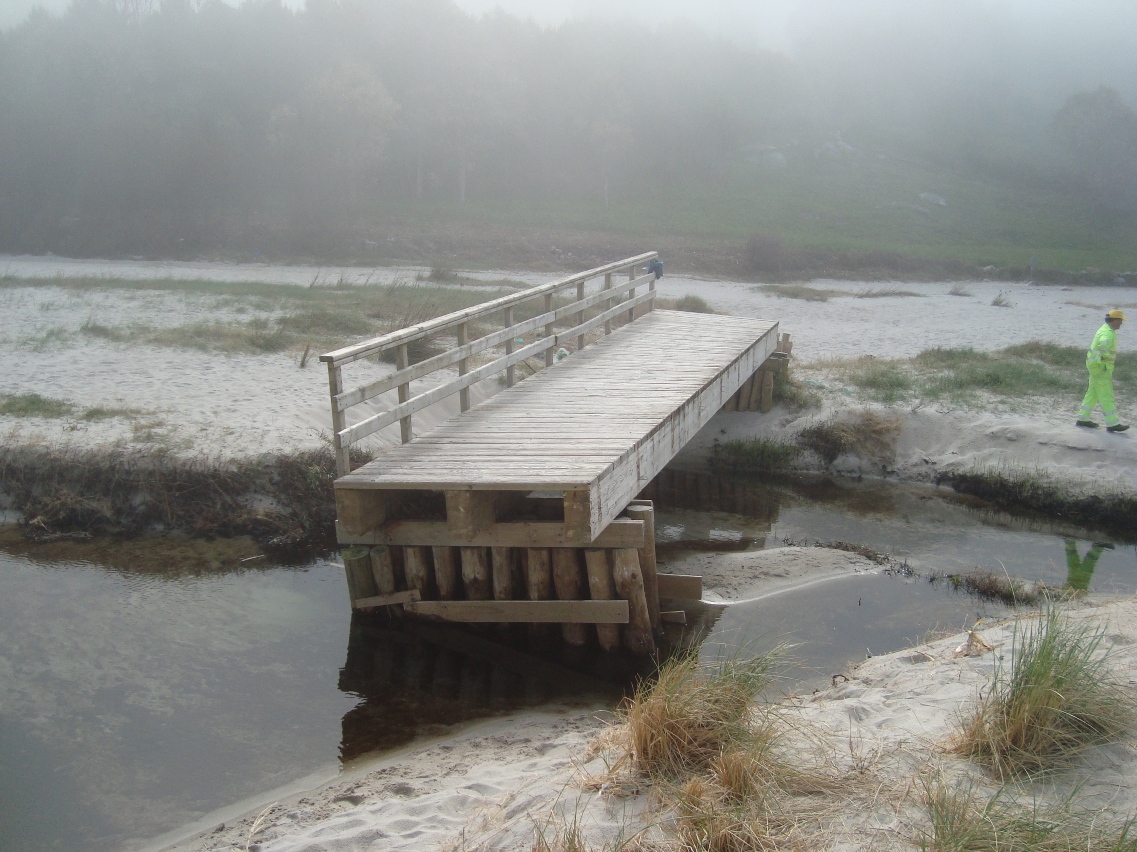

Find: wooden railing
<box><xmin>321</xmin><ymin>252</ymin><xmax>659</xmax><ymax>476</ymax></box>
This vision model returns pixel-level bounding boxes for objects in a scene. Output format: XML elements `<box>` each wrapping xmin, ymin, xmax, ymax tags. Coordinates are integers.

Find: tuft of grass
<box><xmin>80</xmin><ymin>405</ymin><xmax>144</xmax><ymax>421</ymax></box>
<box><xmin>948</xmin><ymin>284</ymin><xmax>974</xmax><ymax>297</ymax></box>
<box><xmin>991</xmin><ymin>291</ymin><xmax>1014</xmax><ymax>308</ymax></box>
<box><xmin>954</xmin><ymin>607</ymin><xmax>1132</xmax><ymax>778</ymax></box>
<box><xmin>854</xmin><ymin>287</ymin><xmax>922</xmax><ymax>298</ymax></box>
<box><xmin>921</xmin><ymin>779</ymin><xmax>1137</xmax><ymax>851</ymax></box>
<box><xmin>928</xmin><ymin>569</ymin><xmax>1044</xmax><ymax>606</ymax></box>
<box><xmin>797</xmin><ymin>412</ymin><xmax>902</xmax><ymax>465</ymax></box>
<box><xmin>623</xmin><ymin>651</ymin><xmax>778</xmax><ymax>779</ymax></box>
<box><xmin>709</xmin><ymin>437</ymin><xmax>802</xmax><ymax>475</ymax></box>
<box><xmin>772</xmin><ymin>369</ymin><xmax>821</xmax><ymax>410</ymax></box>
<box><xmin>756</xmin><ymin>283</ymin><xmax>843</xmax><ymax>302</ymax></box>
<box><xmin>846</xmin><ymin>361</ymin><xmax>914</xmax><ymax>402</ymax></box>
<box><xmin>0</xmin><ymin>392</ymin><xmax>74</xmax><ymax>418</ymax></box>
<box><xmin>671</xmin><ymin>294</ymin><xmax>714</xmax><ymax>313</ymax></box>
<box><xmin>79</xmin><ymin>317</ymin><xmax>131</xmax><ymax>342</ymax></box>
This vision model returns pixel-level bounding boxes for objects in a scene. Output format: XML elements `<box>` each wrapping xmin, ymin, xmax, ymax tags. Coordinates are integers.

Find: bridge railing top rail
<box><xmin>322</xmin><ymin>252</ymin><xmax>659</xmax><ymax>476</ymax></box>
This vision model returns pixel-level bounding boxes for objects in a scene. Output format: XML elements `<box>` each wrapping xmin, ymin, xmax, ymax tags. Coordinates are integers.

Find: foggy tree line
<box><xmin>0</xmin><ymin>0</ymin><xmax>1134</xmax><ymax>256</ymax></box>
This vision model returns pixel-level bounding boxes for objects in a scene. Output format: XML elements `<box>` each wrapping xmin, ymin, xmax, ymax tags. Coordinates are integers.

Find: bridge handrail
<box><xmin>323</xmin><ymin>252</ymin><xmax>658</xmax><ymax>476</ymax></box>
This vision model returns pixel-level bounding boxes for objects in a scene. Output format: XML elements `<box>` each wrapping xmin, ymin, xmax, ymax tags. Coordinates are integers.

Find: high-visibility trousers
<box><xmin>1078</xmin><ymin>364</ymin><xmax>1120</xmax><ymax>427</ymax></box>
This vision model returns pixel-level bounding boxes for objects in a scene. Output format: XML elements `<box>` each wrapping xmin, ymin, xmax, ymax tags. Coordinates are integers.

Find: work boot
<box><xmin>1107</xmin><ymin>423</ymin><xmax>1130</xmax><ymax>433</ymax></box>
<box><xmin>1076</xmin><ymin>419</ymin><xmax>1100</xmax><ymax>428</ymax></box>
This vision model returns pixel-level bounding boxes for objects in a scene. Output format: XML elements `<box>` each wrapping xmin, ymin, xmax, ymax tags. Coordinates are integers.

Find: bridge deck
<box><xmin>336</xmin><ymin>309</ymin><xmax>778</xmax><ymax>544</ymax></box>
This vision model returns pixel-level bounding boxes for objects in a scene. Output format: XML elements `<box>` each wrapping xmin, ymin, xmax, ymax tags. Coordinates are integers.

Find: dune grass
<box><xmin>709</xmin><ymin>437</ymin><xmax>802</xmax><ymax>475</ymax></box>
<box><xmin>921</xmin><ymin>780</ymin><xmax>1137</xmax><ymax>852</ymax></box>
<box><xmin>797</xmin><ymin>411</ymin><xmax>902</xmax><ymax>465</ymax></box>
<box><xmin>954</xmin><ymin>607</ymin><xmax>1132</xmax><ymax>778</ymax></box>
<box><xmin>669</xmin><ymin>294</ymin><xmax>715</xmax><ymax>313</ymax></box>
<box><xmin>825</xmin><ymin>341</ymin><xmax>1129</xmax><ymax>404</ymax></box>
<box><xmin>928</xmin><ymin>569</ymin><xmax>1048</xmax><ymax>606</ymax></box>
<box><xmin>0</xmin><ymin>392</ymin><xmax>75</xmax><ymax>418</ymax></box>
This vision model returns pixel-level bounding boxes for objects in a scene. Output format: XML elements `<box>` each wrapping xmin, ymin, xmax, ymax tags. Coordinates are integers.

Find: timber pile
<box><xmin>721</xmin><ymin>332</ymin><xmax>793</xmax><ymax>413</ymax></box>
<box><xmin>341</xmin><ymin>500</ymin><xmax>692</xmax><ymax>656</ymax></box>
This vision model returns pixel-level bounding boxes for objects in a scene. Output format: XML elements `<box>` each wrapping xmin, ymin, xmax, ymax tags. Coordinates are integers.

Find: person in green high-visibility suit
<box><xmin>1076</xmin><ymin>309</ymin><xmax>1129</xmax><ymax>432</ymax></box>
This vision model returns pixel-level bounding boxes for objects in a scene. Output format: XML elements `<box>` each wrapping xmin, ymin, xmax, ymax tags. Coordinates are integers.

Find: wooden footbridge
<box><xmin>322</xmin><ymin>253</ymin><xmax>788</xmax><ymax>655</ymax></box>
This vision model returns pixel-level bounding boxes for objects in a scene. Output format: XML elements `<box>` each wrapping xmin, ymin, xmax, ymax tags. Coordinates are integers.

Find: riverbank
<box><xmin>158</xmin><ymin>591</ymin><xmax>1137</xmax><ymax>851</ymax></box>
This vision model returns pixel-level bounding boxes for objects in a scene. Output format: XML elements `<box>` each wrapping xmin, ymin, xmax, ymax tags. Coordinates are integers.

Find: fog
<box><xmin>0</xmin><ymin>0</ymin><xmax>1134</xmax><ymax>261</ymax></box>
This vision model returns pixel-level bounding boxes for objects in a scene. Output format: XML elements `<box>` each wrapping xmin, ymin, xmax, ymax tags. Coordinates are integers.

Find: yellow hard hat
<box><xmin>1108</xmin><ymin>309</ymin><xmax>1127</xmax><ymax>320</ymax></box>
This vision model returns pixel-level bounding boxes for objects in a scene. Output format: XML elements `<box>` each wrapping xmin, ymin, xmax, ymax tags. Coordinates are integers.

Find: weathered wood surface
<box><xmin>337</xmin><ymin>518</ymin><xmax>645</xmax><ymax>549</ymax></box>
<box><xmin>337</xmin><ymin>310</ymin><xmax>778</xmax><ymax>542</ymax></box>
<box><xmin>656</xmin><ymin>573</ymin><xmax>703</xmax><ymax>600</ymax></box>
<box><xmin>352</xmin><ymin>589</ymin><xmax>422</xmax><ymax>610</ymax></box>
<box><xmin>403</xmin><ymin>599</ymin><xmax>630</xmax><ymax>624</ymax></box>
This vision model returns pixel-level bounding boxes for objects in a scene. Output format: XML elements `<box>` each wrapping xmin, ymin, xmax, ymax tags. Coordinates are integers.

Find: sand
<box><xmin>159</xmin><ymin>576</ymin><xmax>1137</xmax><ymax>851</ymax></box>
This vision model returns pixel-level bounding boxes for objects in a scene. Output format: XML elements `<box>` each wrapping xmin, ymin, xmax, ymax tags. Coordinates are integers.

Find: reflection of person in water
<box><xmin>1064</xmin><ymin>539</ymin><xmax>1112</xmax><ymax>592</ymax></box>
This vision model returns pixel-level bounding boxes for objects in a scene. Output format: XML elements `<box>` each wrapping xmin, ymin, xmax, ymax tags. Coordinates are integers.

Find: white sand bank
<box><xmin>162</xmin><ymin>589</ymin><xmax>1137</xmax><ymax>851</ymax></box>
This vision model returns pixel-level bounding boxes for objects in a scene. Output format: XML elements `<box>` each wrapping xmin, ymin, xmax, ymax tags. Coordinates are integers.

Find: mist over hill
<box><xmin>1</xmin><ymin>0</ymin><xmax>1135</xmax><ymax>274</ymax></box>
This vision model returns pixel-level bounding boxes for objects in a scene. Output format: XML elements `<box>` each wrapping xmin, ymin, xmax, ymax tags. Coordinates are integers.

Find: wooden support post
<box><xmin>759</xmin><ymin>370</ymin><xmax>775</xmax><ymax>413</ymax></box>
<box><xmin>460</xmin><ymin>547</ymin><xmax>491</xmax><ymax>600</ymax></box>
<box><xmin>746</xmin><ymin>373</ymin><xmax>763</xmax><ymax>411</ymax></box>
<box><xmin>544</xmin><ymin>292</ymin><xmax>555</xmax><ymax>367</ymax></box>
<box><xmin>552</xmin><ymin>549</ymin><xmax>588</xmax><ymax>646</ymax></box>
<box><xmin>343</xmin><ymin>546</ymin><xmax>379</xmax><ymax>604</ymax></box>
<box><xmin>446</xmin><ymin>490</ymin><xmax>495</xmax><ymax>539</ymax></box>
<box><xmin>626</xmin><ymin>266</ymin><xmax>636</xmax><ymax>324</ymax></box>
<box><xmin>525</xmin><ymin>548</ymin><xmax>552</xmax><ymax>600</ymax></box>
<box><xmin>396</xmin><ymin>343</ymin><xmax>412</xmax><ymax>443</ymax></box>
<box><xmin>370</xmin><ymin>545</ymin><xmax>397</xmax><ymax>595</ymax></box>
<box><xmin>563</xmin><ymin>491</ymin><xmax>591</xmax><ymax>544</ymax></box>
<box><xmin>612</xmin><ymin>549</ymin><xmax>655</xmax><ymax>656</ymax></box>
<box><xmin>723</xmin><ymin>388</ymin><xmax>737</xmax><ymax>412</ymax></box>
<box><xmin>491</xmin><ymin>547</ymin><xmax>516</xmax><ymax>601</ymax></box>
<box><xmin>431</xmin><ymin>546</ymin><xmax>459</xmax><ymax>600</ymax></box>
<box><xmin>624</xmin><ymin>504</ymin><xmax>661</xmax><ymax>634</ymax></box>
<box><xmin>327</xmin><ymin>362</ymin><xmax>351</xmax><ymax>477</ymax></box>
<box><xmin>575</xmin><ymin>280</ymin><xmax>586</xmax><ymax>352</ymax></box>
<box><xmin>584</xmin><ymin>549</ymin><xmax>622</xmax><ymax>652</ymax></box>
<box><xmin>737</xmin><ymin>375</ymin><xmax>755</xmax><ymax>412</ymax></box>
<box><xmin>404</xmin><ymin>546</ymin><xmax>433</xmax><ymax>598</ymax></box>
<box><xmin>602</xmin><ymin>272</ymin><xmax>613</xmax><ymax>335</ymax></box>
<box><xmin>335</xmin><ymin>488</ymin><xmax>387</xmax><ymax>536</ymax></box>
<box><xmin>457</xmin><ymin>322</ymin><xmax>470</xmax><ymax>412</ymax></box>
<box><xmin>504</xmin><ymin>306</ymin><xmax>516</xmax><ymax>388</ymax></box>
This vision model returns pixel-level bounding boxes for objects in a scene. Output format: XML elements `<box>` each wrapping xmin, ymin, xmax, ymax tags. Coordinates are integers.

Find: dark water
<box><xmin>3</xmin><ymin>471</ymin><xmax>1137</xmax><ymax>851</ymax></box>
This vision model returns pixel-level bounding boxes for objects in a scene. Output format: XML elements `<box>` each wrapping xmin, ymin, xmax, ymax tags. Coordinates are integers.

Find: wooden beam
<box><xmin>445</xmin><ymin>490</ymin><xmax>495</xmax><ymax>539</ymax></box>
<box><xmin>656</xmin><ymin>573</ymin><xmax>703</xmax><ymax>601</ymax></box>
<box><xmin>335</xmin><ymin>488</ymin><xmax>387</xmax><ymax>536</ymax></box>
<box><xmin>403</xmin><ymin>599</ymin><xmax>629</xmax><ymax>623</ymax></box>
<box><xmin>352</xmin><ymin>589</ymin><xmax>421</xmax><ymax>610</ymax></box>
<box><xmin>337</xmin><ymin>518</ymin><xmax>645</xmax><ymax>549</ymax></box>
<box><xmin>562</xmin><ymin>491</ymin><xmax>593</xmax><ymax>544</ymax></box>
<box><xmin>660</xmin><ymin>610</ymin><xmax>687</xmax><ymax>625</ymax></box>
<box><xmin>612</xmin><ymin>548</ymin><xmax>654</xmax><ymax>656</ymax></box>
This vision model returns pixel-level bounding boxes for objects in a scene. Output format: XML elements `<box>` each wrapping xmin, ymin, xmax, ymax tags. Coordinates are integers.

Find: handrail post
<box><xmin>575</xmin><ymin>279</ymin><xmax>586</xmax><ymax>352</ymax></box>
<box><xmin>603</xmin><ymin>272</ymin><xmax>613</xmax><ymax>336</ymax></box>
<box><xmin>626</xmin><ymin>265</ymin><xmax>636</xmax><ymax>324</ymax></box>
<box><xmin>457</xmin><ymin>322</ymin><xmax>470</xmax><ymax>412</ymax></box>
<box><xmin>328</xmin><ymin>361</ymin><xmax>351</xmax><ymax>477</ymax></box>
<box><xmin>544</xmin><ymin>292</ymin><xmax>555</xmax><ymax>367</ymax></box>
<box><xmin>504</xmin><ymin>306</ymin><xmax>515</xmax><ymax>387</ymax></box>
<box><xmin>396</xmin><ymin>343</ymin><xmax>412</xmax><ymax>443</ymax></box>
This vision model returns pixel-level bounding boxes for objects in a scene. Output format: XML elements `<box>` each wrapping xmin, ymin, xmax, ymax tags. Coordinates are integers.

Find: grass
<box><xmin>854</xmin><ymin>287</ymin><xmax>922</xmax><ymax>298</ymax></box>
<box><xmin>756</xmin><ymin>283</ymin><xmax>844</xmax><ymax>302</ymax></box>
<box><xmin>708</xmin><ymin>437</ymin><xmax>802</xmax><ymax>475</ymax></box>
<box><xmin>928</xmin><ymin>569</ymin><xmax>1046</xmax><ymax>606</ymax></box>
<box><xmin>992</xmin><ymin>291</ymin><xmax>1014</xmax><ymax>308</ymax></box>
<box><xmin>670</xmin><ymin>294</ymin><xmax>714</xmax><ymax>313</ymax></box>
<box><xmin>772</xmin><ymin>369</ymin><xmax>821</xmax><ymax>410</ymax></box>
<box><xmin>623</xmin><ymin>652</ymin><xmax>779</xmax><ymax>779</ymax></box>
<box><xmin>0</xmin><ymin>392</ymin><xmax>74</xmax><ymax>418</ymax></box>
<box><xmin>954</xmin><ymin>607</ymin><xmax>1132</xmax><ymax>778</ymax></box>
<box><xmin>948</xmin><ymin>284</ymin><xmax>974</xmax><ymax>297</ymax></box>
<box><xmin>828</xmin><ymin>341</ymin><xmax>1118</xmax><ymax>404</ymax></box>
<box><xmin>938</xmin><ymin>466</ymin><xmax>1137</xmax><ymax>538</ymax></box>
<box><xmin>921</xmin><ymin>780</ymin><xmax>1137</xmax><ymax>851</ymax></box>
<box><xmin>796</xmin><ymin>411</ymin><xmax>902</xmax><ymax>465</ymax></box>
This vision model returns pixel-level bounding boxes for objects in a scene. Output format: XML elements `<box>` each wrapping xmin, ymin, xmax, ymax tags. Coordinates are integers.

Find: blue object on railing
<box><xmin>647</xmin><ymin>259</ymin><xmax>664</xmax><ymax>280</ymax></box>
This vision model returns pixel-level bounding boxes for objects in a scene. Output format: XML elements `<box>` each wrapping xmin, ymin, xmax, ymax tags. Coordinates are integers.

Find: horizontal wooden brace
<box><xmin>351</xmin><ymin>589</ymin><xmax>421</xmax><ymax>610</ymax></box>
<box><xmin>656</xmin><ymin>573</ymin><xmax>703</xmax><ymax>600</ymax></box>
<box><xmin>335</xmin><ymin>518</ymin><xmax>645</xmax><ymax>549</ymax></box>
<box><xmin>404</xmin><ymin>599</ymin><xmax>630</xmax><ymax>624</ymax></box>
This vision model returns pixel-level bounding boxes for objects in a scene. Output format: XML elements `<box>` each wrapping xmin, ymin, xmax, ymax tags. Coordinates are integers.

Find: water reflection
<box><xmin>1065</xmin><ymin>539</ymin><xmax>1112</xmax><ymax>592</ymax></box>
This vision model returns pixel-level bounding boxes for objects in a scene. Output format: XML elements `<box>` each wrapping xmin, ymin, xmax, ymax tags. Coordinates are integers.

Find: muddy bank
<box><xmin>0</xmin><ymin>445</ymin><xmax>358</xmax><ymax>556</ymax></box>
